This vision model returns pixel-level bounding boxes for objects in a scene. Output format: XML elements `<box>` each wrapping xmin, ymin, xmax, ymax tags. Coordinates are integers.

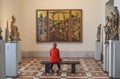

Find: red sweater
<box><xmin>50</xmin><ymin>48</ymin><xmax>60</xmax><ymax>63</ymax></box>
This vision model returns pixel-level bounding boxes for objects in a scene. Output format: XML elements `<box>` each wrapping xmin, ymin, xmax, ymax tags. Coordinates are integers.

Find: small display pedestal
<box><xmin>0</xmin><ymin>40</ymin><xmax>5</xmax><ymax>79</ymax></box>
<box><xmin>5</xmin><ymin>42</ymin><xmax>20</xmax><ymax>77</ymax></box>
<box><xmin>95</xmin><ymin>42</ymin><xmax>101</xmax><ymax>60</ymax></box>
<box><xmin>103</xmin><ymin>44</ymin><xmax>109</xmax><ymax>72</ymax></box>
<box><xmin>109</xmin><ymin>40</ymin><xmax>120</xmax><ymax>78</ymax></box>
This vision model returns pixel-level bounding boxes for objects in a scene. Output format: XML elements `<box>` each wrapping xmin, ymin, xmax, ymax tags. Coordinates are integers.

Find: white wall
<box><xmin>0</xmin><ymin>0</ymin><xmax>1</xmax><ymax>20</ymax></box>
<box><xmin>20</xmin><ymin>0</ymin><xmax>104</xmax><ymax>54</ymax></box>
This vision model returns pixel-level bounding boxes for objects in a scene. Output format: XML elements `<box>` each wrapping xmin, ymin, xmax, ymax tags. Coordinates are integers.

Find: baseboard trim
<box><xmin>22</xmin><ymin>51</ymin><xmax>95</xmax><ymax>57</ymax></box>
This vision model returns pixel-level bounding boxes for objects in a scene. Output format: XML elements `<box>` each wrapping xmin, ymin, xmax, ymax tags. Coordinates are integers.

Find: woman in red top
<box><xmin>50</xmin><ymin>42</ymin><xmax>61</xmax><ymax>73</ymax></box>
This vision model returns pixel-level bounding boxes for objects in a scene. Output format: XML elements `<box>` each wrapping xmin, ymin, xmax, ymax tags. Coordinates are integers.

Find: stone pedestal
<box><xmin>0</xmin><ymin>40</ymin><xmax>5</xmax><ymax>79</ymax></box>
<box><xmin>103</xmin><ymin>44</ymin><xmax>109</xmax><ymax>72</ymax></box>
<box><xmin>109</xmin><ymin>40</ymin><xmax>120</xmax><ymax>78</ymax></box>
<box><xmin>95</xmin><ymin>42</ymin><xmax>101</xmax><ymax>60</ymax></box>
<box><xmin>5</xmin><ymin>42</ymin><xmax>20</xmax><ymax>77</ymax></box>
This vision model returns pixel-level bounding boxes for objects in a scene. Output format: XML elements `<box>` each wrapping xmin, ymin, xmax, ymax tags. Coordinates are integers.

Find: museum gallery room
<box><xmin>0</xmin><ymin>0</ymin><xmax>120</xmax><ymax>79</ymax></box>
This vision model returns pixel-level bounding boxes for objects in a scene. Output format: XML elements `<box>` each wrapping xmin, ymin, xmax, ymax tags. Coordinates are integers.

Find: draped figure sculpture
<box><xmin>110</xmin><ymin>7</ymin><xmax>119</xmax><ymax>40</ymax></box>
<box><xmin>9</xmin><ymin>15</ymin><xmax>21</xmax><ymax>41</ymax></box>
<box><xmin>104</xmin><ymin>16</ymin><xmax>112</xmax><ymax>44</ymax></box>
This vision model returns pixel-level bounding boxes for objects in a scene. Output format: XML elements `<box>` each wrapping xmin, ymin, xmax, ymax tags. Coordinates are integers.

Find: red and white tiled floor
<box><xmin>6</xmin><ymin>57</ymin><xmax>110</xmax><ymax>79</ymax></box>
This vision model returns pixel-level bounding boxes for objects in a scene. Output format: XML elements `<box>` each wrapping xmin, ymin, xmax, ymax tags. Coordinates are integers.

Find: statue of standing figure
<box><xmin>104</xmin><ymin>16</ymin><xmax>112</xmax><ymax>44</ymax></box>
<box><xmin>96</xmin><ymin>24</ymin><xmax>101</xmax><ymax>42</ymax></box>
<box><xmin>110</xmin><ymin>7</ymin><xmax>119</xmax><ymax>40</ymax></box>
<box><xmin>9</xmin><ymin>15</ymin><xmax>21</xmax><ymax>41</ymax></box>
<box><xmin>0</xmin><ymin>21</ymin><xmax>3</xmax><ymax>40</ymax></box>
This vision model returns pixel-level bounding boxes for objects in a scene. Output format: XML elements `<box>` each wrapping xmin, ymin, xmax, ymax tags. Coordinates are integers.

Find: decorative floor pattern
<box><xmin>6</xmin><ymin>57</ymin><xmax>110</xmax><ymax>79</ymax></box>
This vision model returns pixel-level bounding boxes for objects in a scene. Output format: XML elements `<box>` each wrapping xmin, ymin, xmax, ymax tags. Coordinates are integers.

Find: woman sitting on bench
<box><xmin>49</xmin><ymin>42</ymin><xmax>61</xmax><ymax>73</ymax></box>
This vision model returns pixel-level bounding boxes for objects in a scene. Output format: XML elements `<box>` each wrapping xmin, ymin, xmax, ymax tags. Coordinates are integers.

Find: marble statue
<box><xmin>96</xmin><ymin>24</ymin><xmax>101</xmax><ymax>42</ymax></box>
<box><xmin>9</xmin><ymin>15</ymin><xmax>21</xmax><ymax>41</ymax></box>
<box><xmin>0</xmin><ymin>21</ymin><xmax>3</xmax><ymax>40</ymax></box>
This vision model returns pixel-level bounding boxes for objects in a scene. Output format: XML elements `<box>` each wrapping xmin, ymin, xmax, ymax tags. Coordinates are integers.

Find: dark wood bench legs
<box><xmin>45</xmin><ymin>63</ymin><xmax>50</xmax><ymax>73</ymax></box>
<box><xmin>44</xmin><ymin>63</ymin><xmax>76</xmax><ymax>74</ymax></box>
<box><xmin>71</xmin><ymin>64</ymin><xmax>76</xmax><ymax>74</ymax></box>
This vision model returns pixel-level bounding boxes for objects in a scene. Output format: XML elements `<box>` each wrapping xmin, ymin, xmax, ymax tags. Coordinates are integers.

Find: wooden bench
<box><xmin>40</xmin><ymin>61</ymin><xmax>80</xmax><ymax>74</ymax></box>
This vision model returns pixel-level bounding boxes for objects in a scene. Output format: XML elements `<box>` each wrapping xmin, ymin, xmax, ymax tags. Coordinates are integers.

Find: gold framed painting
<box><xmin>36</xmin><ymin>9</ymin><xmax>82</xmax><ymax>42</ymax></box>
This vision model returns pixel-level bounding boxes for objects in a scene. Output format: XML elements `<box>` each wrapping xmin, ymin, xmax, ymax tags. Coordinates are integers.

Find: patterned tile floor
<box><xmin>6</xmin><ymin>57</ymin><xmax>110</xmax><ymax>79</ymax></box>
